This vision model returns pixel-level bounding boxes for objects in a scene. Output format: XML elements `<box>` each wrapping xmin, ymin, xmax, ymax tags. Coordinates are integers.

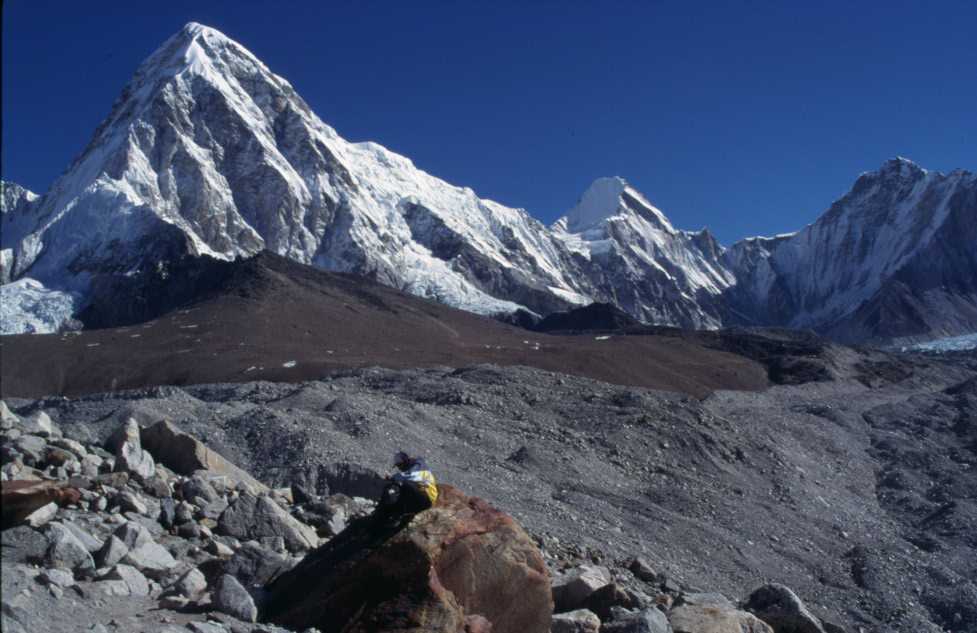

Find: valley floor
<box><xmin>5</xmin><ymin>349</ymin><xmax>975</xmax><ymax>632</ymax></box>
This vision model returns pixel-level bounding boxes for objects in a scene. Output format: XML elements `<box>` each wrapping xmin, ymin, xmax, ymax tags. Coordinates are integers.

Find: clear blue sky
<box><xmin>3</xmin><ymin>1</ymin><xmax>974</xmax><ymax>244</ymax></box>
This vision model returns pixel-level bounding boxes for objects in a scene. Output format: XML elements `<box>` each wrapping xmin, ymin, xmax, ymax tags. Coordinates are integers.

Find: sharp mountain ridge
<box><xmin>1</xmin><ymin>23</ymin><xmax>975</xmax><ymax>345</ymax></box>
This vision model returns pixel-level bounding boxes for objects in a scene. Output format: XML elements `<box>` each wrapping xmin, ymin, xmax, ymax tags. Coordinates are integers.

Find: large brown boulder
<box><xmin>263</xmin><ymin>484</ymin><xmax>552</xmax><ymax>633</ymax></box>
<box><xmin>1</xmin><ymin>480</ymin><xmax>81</xmax><ymax>530</ymax></box>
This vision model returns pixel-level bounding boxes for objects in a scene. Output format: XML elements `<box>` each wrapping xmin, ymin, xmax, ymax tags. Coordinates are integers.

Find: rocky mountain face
<box><xmin>1</xmin><ymin>23</ymin><xmax>974</xmax><ymax>345</ymax></box>
<box><xmin>0</xmin><ymin>23</ymin><xmax>585</xmax><ymax>321</ymax></box>
<box><xmin>723</xmin><ymin>159</ymin><xmax>977</xmax><ymax>344</ymax></box>
<box><xmin>0</xmin><ymin>182</ymin><xmax>39</xmax><ymax>285</ymax></box>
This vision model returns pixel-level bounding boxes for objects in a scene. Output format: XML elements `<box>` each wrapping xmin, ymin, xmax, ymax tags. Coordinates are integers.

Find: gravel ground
<box><xmin>6</xmin><ymin>349</ymin><xmax>976</xmax><ymax>632</ymax></box>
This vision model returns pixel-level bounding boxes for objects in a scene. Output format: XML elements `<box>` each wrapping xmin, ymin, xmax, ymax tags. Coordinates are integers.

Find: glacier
<box><xmin>0</xmin><ymin>278</ymin><xmax>79</xmax><ymax>335</ymax></box>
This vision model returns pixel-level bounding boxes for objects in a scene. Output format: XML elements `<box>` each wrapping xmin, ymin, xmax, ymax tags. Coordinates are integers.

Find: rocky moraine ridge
<box><xmin>2</xmin><ymin>346</ymin><xmax>976</xmax><ymax>633</ymax></box>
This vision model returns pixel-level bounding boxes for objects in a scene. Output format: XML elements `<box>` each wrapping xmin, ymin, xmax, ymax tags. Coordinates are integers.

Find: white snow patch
<box><xmin>901</xmin><ymin>333</ymin><xmax>977</xmax><ymax>353</ymax></box>
<box><xmin>0</xmin><ymin>278</ymin><xmax>79</xmax><ymax>335</ymax></box>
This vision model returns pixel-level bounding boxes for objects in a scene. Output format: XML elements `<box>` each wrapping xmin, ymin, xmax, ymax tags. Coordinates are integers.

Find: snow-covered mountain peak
<box><xmin>562</xmin><ymin>176</ymin><xmax>628</xmax><ymax>231</ymax></box>
<box><xmin>558</xmin><ymin>176</ymin><xmax>674</xmax><ymax>235</ymax></box>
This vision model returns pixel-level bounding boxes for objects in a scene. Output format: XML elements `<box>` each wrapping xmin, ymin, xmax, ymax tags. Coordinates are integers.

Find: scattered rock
<box><xmin>742</xmin><ymin>584</ymin><xmax>827</xmax><ymax>633</ymax></box>
<box><xmin>113</xmin><ymin>521</ymin><xmax>154</xmax><ymax>550</ymax></box>
<box><xmin>1</xmin><ymin>525</ymin><xmax>50</xmax><ymax>563</ymax></box>
<box><xmin>97</xmin><ymin>579</ymin><xmax>132</xmax><ymax>596</ymax></box>
<box><xmin>45</xmin><ymin>521</ymin><xmax>95</xmax><ymax>574</ymax></box>
<box><xmin>551</xmin><ymin>609</ymin><xmax>601</xmax><ymax>633</ymax></box>
<box><xmin>182</xmin><ymin>473</ymin><xmax>221</xmax><ymax>503</ymax></box>
<box><xmin>552</xmin><ymin>564</ymin><xmax>612</xmax><ymax>612</ymax></box>
<box><xmin>602</xmin><ymin>607</ymin><xmax>672</xmax><ymax>633</ymax></box>
<box><xmin>60</xmin><ymin>519</ymin><xmax>104</xmax><ymax>552</ymax></box>
<box><xmin>21</xmin><ymin>411</ymin><xmax>56</xmax><ymax>437</ymax></box>
<box><xmin>141</xmin><ymin>420</ymin><xmax>268</xmax><ymax>493</ymax></box>
<box><xmin>0</xmin><ymin>400</ymin><xmax>19</xmax><ymax>428</ymax></box>
<box><xmin>172</xmin><ymin>567</ymin><xmax>208</xmax><ymax>598</ymax></box>
<box><xmin>122</xmin><ymin>541</ymin><xmax>178</xmax><ymax>578</ymax></box>
<box><xmin>670</xmin><ymin>601</ymin><xmax>773</xmax><ymax>633</ymax></box>
<box><xmin>95</xmin><ymin>535</ymin><xmax>130</xmax><ymax>568</ymax></box>
<box><xmin>110</xmin><ymin>418</ymin><xmax>156</xmax><ymax>480</ymax></box>
<box><xmin>115</xmin><ymin>490</ymin><xmax>149</xmax><ymax>515</ymax></box>
<box><xmin>107</xmin><ymin>563</ymin><xmax>150</xmax><ymax>596</ymax></box>
<box><xmin>218</xmin><ymin>492</ymin><xmax>317</xmax><ymax>553</ymax></box>
<box><xmin>213</xmin><ymin>574</ymin><xmax>258</xmax><ymax>623</ymax></box>
<box><xmin>629</xmin><ymin>557</ymin><xmax>658</xmax><ymax>582</ymax></box>
<box><xmin>582</xmin><ymin>582</ymin><xmax>633</xmax><ymax>620</ymax></box>
<box><xmin>39</xmin><ymin>568</ymin><xmax>76</xmax><ymax>588</ymax></box>
<box><xmin>221</xmin><ymin>540</ymin><xmax>295</xmax><ymax>586</ymax></box>
<box><xmin>24</xmin><ymin>502</ymin><xmax>58</xmax><ymax>528</ymax></box>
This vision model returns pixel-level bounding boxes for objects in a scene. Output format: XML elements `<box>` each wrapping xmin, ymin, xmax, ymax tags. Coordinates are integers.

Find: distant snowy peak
<box><xmin>550</xmin><ymin>177</ymin><xmax>732</xmax><ymax>328</ymax></box>
<box><xmin>1</xmin><ymin>181</ymin><xmax>38</xmax><ymax>215</ymax></box>
<box><xmin>4</xmin><ymin>22</ymin><xmax>589</xmax><ymax>321</ymax></box>
<box><xmin>557</xmin><ymin>176</ymin><xmax>674</xmax><ymax>234</ymax></box>
<box><xmin>723</xmin><ymin>159</ymin><xmax>977</xmax><ymax>340</ymax></box>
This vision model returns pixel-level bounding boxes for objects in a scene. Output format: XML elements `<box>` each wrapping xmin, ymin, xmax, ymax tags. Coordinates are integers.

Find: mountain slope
<box><xmin>0</xmin><ymin>251</ymin><xmax>769</xmax><ymax>399</ymax></box>
<box><xmin>1</xmin><ymin>181</ymin><xmax>40</xmax><ymax>284</ymax></box>
<box><xmin>552</xmin><ymin>177</ymin><xmax>733</xmax><ymax>328</ymax></box>
<box><xmin>1</xmin><ymin>23</ymin><xmax>973</xmax><ymax>345</ymax></box>
<box><xmin>3</xmin><ymin>23</ymin><xmax>587</xmax><ymax>319</ymax></box>
<box><xmin>723</xmin><ymin>158</ymin><xmax>977</xmax><ymax>342</ymax></box>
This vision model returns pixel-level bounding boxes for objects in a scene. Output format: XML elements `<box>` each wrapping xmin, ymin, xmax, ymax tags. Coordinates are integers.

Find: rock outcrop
<box><xmin>141</xmin><ymin>420</ymin><xmax>268</xmax><ymax>494</ymax></box>
<box><xmin>263</xmin><ymin>484</ymin><xmax>553</xmax><ymax>633</ymax></box>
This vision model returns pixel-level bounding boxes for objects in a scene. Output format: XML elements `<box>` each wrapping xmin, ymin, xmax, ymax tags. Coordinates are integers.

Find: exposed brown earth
<box><xmin>1</xmin><ymin>253</ymin><xmax>768</xmax><ymax>399</ymax></box>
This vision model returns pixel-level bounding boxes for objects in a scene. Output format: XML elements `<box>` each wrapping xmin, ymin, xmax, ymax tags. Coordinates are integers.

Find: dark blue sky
<box><xmin>3</xmin><ymin>1</ymin><xmax>974</xmax><ymax>244</ymax></box>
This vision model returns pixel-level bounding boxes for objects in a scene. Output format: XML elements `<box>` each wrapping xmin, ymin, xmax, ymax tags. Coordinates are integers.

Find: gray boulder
<box><xmin>0</xmin><ymin>525</ymin><xmax>49</xmax><ymax>563</ymax></box>
<box><xmin>122</xmin><ymin>541</ymin><xmax>178</xmax><ymax>578</ymax></box>
<box><xmin>551</xmin><ymin>608</ymin><xmax>601</xmax><ymax>633</ymax></box>
<box><xmin>603</xmin><ymin>607</ymin><xmax>672</xmax><ymax>633</ymax></box>
<box><xmin>12</xmin><ymin>436</ymin><xmax>47</xmax><ymax>465</ymax></box>
<box><xmin>222</xmin><ymin>540</ymin><xmax>296</xmax><ymax>585</ymax></box>
<box><xmin>172</xmin><ymin>567</ymin><xmax>208</xmax><ymax>598</ymax></box>
<box><xmin>21</xmin><ymin>411</ymin><xmax>57</xmax><ymax>438</ymax></box>
<box><xmin>60</xmin><ymin>519</ymin><xmax>104</xmax><ymax>552</ymax></box>
<box><xmin>38</xmin><ymin>568</ymin><xmax>75</xmax><ymax>588</ymax></box>
<box><xmin>141</xmin><ymin>420</ymin><xmax>268</xmax><ymax>494</ymax></box>
<box><xmin>628</xmin><ymin>557</ymin><xmax>658</xmax><ymax>582</ymax></box>
<box><xmin>213</xmin><ymin>573</ymin><xmax>258</xmax><ymax>623</ymax></box>
<box><xmin>107</xmin><ymin>563</ymin><xmax>150</xmax><ymax>596</ymax></box>
<box><xmin>113</xmin><ymin>521</ymin><xmax>153</xmax><ymax>549</ymax></box>
<box><xmin>110</xmin><ymin>418</ymin><xmax>155</xmax><ymax>480</ymax></box>
<box><xmin>199</xmin><ymin>497</ymin><xmax>229</xmax><ymax>521</ymax></box>
<box><xmin>50</xmin><ymin>437</ymin><xmax>87</xmax><ymax>459</ymax></box>
<box><xmin>45</xmin><ymin>522</ymin><xmax>95</xmax><ymax>574</ymax></box>
<box><xmin>115</xmin><ymin>490</ymin><xmax>149</xmax><ymax>515</ymax></box>
<box><xmin>24</xmin><ymin>502</ymin><xmax>58</xmax><ymax>528</ymax></box>
<box><xmin>95</xmin><ymin>535</ymin><xmax>130</xmax><ymax>568</ymax></box>
<box><xmin>742</xmin><ymin>584</ymin><xmax>826</xmax><ymax>633</ymax></box>
<box><xmin>182</xmin><ymin>473</ymin><xmax>220</xmax><ymax>503</ymax></box>
<box><xmin>0</xmin><ymin>401</ymin><xmax>18</xmax><ymax>429</ymax></box>
<box><xmin>552</xmin><ymin>564</ymin><xmax>612</xmax><ymax>612</ymax></box>
<box><xmin>670</xmin><ymin>601</ymin><xmax>773</xmax><ymax>633</ymax></box>
<box><xmin>218</xmin><ymin>492</ymin><xmax>317</xmax><ymax>553</ymax></box>
<box><xmin>97</xmin><ymin>579</ymin><xmax>132</xmax><ymax>596</ymax></box>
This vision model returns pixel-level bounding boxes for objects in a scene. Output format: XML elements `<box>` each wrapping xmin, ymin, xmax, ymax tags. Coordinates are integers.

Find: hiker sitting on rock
<box><xmin>378</xmin><ymin>451</ymin><xmax>438</xmax><ymax>521</ymax></box>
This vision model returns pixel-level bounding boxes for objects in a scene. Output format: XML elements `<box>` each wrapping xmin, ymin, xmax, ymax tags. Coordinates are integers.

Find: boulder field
<box><xmin>0</xmin><ymin>395</ymin><xmax>841</xmax><ymax>633</ymax></box>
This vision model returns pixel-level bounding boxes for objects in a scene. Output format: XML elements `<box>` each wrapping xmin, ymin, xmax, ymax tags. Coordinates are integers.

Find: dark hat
<box><xmin>393</xmin><ymin>451</ymin><xmax>411</xmax><ymax>467</ymax></box>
